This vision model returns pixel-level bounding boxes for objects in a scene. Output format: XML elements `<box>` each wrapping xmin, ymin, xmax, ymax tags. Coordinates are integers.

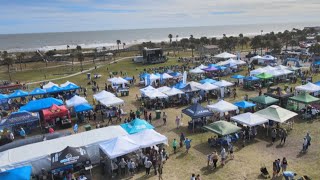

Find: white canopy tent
<box><xmin>43</xmin><ymin>82</ymin><xmax>58</xmax><ymax>89</ymax></box>
<box><xmin>66</xmin><ymin>95</ymin><xmax>88</xmax><ymax>107</ymax></box>
<box><xmin>140</xmin><ymin>85</ymin><xmax>156</xmax><ymax>95</ymax></box>
<box><xmin>99</xmin><ymin>96</ymin><xmax>124</xmax><ymax>106</ymax></box>
<box><xmin>217</xmin><ymin>58</ymin><xmax>246</xmax><ymax>66</ymax></box>
<box><xmin>0</xmin><ymin>126</ymin><xmax>128</xmax><ymax>174</ymax></box>
<box><xmin>157</xmin><ymin>86</ymin><xmax>171</xmax><ymax>93</ymax></box>
<box><xmin>161</xmin><ymin>73</ymin><xmax>173</xmax><ymax>79</ymax></box>
<box><xmin>262</xmin><ymin>65</ymin><xmax>276</xmax><ymax>71</ymax></box>
<box><xmin>93</xmin><ymin>90</ymin><xmax>115</xmax><ymax>101</ymax></box>
<box><xmin>258</xmin><ymin>55</ymin><xmax>277</xmax><ymax>64</ymax></box>
<box><xmin>250</xmin><ymin>68</ymin><xmax>266</xmax><ymax>76</ymax></box>
<box><xmin>231</xmin><ymin>112</ymin><xmax>268</xmax><ymax>127</ymax></box>
<box><xmin>99</xmin><ymin>136</ymin><xmax>140</xmax><ymax>159</ymax></box>
<box><xmin>197</xmin><ymin>64</ymin><xmax>208</xmax><ymax>69</ymax></box>
<box><xmin>163</xmin><ymin>87</ymin><xmax>184</xmax><ymax>96</ymax></box>
<box><xmin>60</xmin><ymin>81</ymin><xmax>76</xmax><ymax>88</ymax></box>
<box><xmin>107</xmin><ymin>77</ymin><xmax>129</xmax><ymax>85</ymax></box>
<box><xmin>214</xmin><ymin>52</ymin><xmax>237</xmax><ymax>59</ymax></box>
<box><xmin>207</xmin><ymin>100</ymin><xmax>238</xmax><ymax>113</ymax></box>
<box><xmin>267</xmin><ymin>70</ymin><xmax>283</xmax><ymax>77</ymax></box>
<box><xmin>295</xmin><ymin>82</ymin><xmax>320</xmax><ymax>93</ymax></box>
<box><xmin>254</xmin><ymin>105</ymin><xmax>297</xmax><ymax>123</ymax></box>
<box><xmin>189</xmin><ymin>68</ymin><xmax>205</xmax><ymax>74</ymax></box>
<box><xmin>149</xmin><ymin>74</ymin><xmax>160</xmax><ymax>81</ymax></box>
<box><xmin>275</xmin><ymin>65</ymin><xmax>289</xmax><ymax>70</ymax></box>
<box><xmin>144</xmin><ymin>90</ymin><xmax>168</xmax><ymax>99</ymax></box>
<box><xmin>250</xmin><ymin>55</ymin><xmax>262</xmax><ymax>61</ymax></box>
<box><xmin>196</xmin><ymin>82</ymin><xmax>219</xmax><ymax>91</ymax></box>
<box><xmin>213</xmin><ymin>80</ymin><xmax>233</xmax><ymax>87</ymax></box>
<box><xmin>128</xmin><ymin>129</ymin><xmax>168</xmax><ymax>148</ymax></box>
<box><xmin>188</xmin><ymin>81</ymin><xmax>202</xmax><ymax>88</ymax></box>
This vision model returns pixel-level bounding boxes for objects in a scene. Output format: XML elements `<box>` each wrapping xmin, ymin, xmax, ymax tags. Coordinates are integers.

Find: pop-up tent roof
<box><xmin>214</xmin><ymin>80</ymin><xmax>233</xmax><ymax>87</ymax></box>
<box><xmin>199</xmin><ymin>78</ymin><xmax>217</xmax><ymax>84</ymax></box>
<box><xmin>108</xmin><ymin>77</ymin><xmax>129</xmax><ymax>84</ymax></box>
<box><xmin>249</xmin><ymin>95</ymin><xmax>279</xmax><ymax>105</ymax></box>
<box><xmin>51</xmin><ymin>146</ymin><xmax>90</xmax><ymax>170</ymax></box>
<box><xmin>66</xmin><ymin>95</ymin><xmax>88</xmax><ymax>107</ymax></box>
<box><xmin>289</xmin><ymin>92</ymin><xmax>320</xmax><ymax>104</ymax></box>
<box><xmin>99</xmin><ymin>136</ymin><xmax>140</xmax><ymax>159</ymax></box>
<box><xmin>163</xmin><ymin>87</ymin><xmax>184</xmax><ymax>96</ymax></box>
<box><xmin>42</xmin><ymin>104</ymin><xmax>69</xmax><ymax>122</ymax></box>
<box><xmin>196</xmin><ymin>82</ymin><xmax>219</xmax><ymax>91</ymax></box>
<box><xmin>295</xmin><ymin>82</ymin><xmax>320</xmax><ymax>93</ymax></box>
<box><xmin>203</xmin><ymin>66</ymin><xmax>218</xmax><ymax>72</ymax></box>
<box><xmin>60</xmin><ymin>81</ymin><xmax>76</xmax><ymax>88</ymax></box>
<box><xmin>231</xmin><ymin>112</ymin><xmax>268</xmax><ymax>127</ymax></box>
<box><xmin>62</xmin><ymin>83</ymin><xmax>80</xmax><ymax>91</ymax></box>
<box><xmin>0</xmin><ymin>94</ymin><xmax>8</xmax><ymax>100</ymax></box>
<box><xmin>29</xmin><ymin>88</ymin><xmax>47</xmax><ymax>96</ymax></box>
<box><xmin>0</xmin><ymin>166</ymin><xmax>32</xmax><ymax>180</ymax></box>
<box><xmin>99</xmin><ymin>96</ymin><xmax>124</xmax><ymax>107</ymax></box>
<box><xmin>20</xmin><ymin>98</ymin><xmax>63</xmax><ymax>112</ymax></box>
<box><xmin>93</xmin><ymin>90</ymin><xmax>115</xmax><ymax>100</ymax></box>
<box><xmin>250</xmin><ymin>55</ymin><xmax>262</xmax><ymax>60</ymax></box>
<box><xmin>231</xmin><ymin>75</ymin><xmax>245</xmax><ymax>79</ymax></box>
<box><xmin>181</xmin><ymin>84</ymin><xmax>199</xmax><ymax>93</ymax></box>
<box><xmin>256</xmin><ymin>72</ymin><xmax>273</xmax><ymax>79</ymax></box>
<box><xmin>140</xmin><ymin>85</ymin><xmax>156</xmax><ymax>94</ymax></box>
<box><xmin>157</xmin><ymin>86</ymin><xmax>171</xmax><ymax>93</ymax></box>
<box><xmin>182</xmin><ymin>103</ymin><xmax>213</xmax><ymax>119</ymax></box>
<box><xmin>74</xmin><ymin>103</ymin><xmax>93</xmax><ymax>113</ymax></box>
<box><xmin>214</xmin><ymin>52</ymin><xmax>236</xmax><ymax>59</ymax></box>
<box><xmin>128</xmin><ymin>129</ymin><xmax>168</xmax><ymax>148</ymax></box>
<box><xmin>254</xmin><ymin>105</ymin><xmax>297</xmax><ymax>123</ymax></box>
<box><xmin>260</xmin><ymin>55</ymin><xmax>277</xmax><ymax>61</ymax></box>
<box><xmin>144</xmin><ymin>90</ymin><xmax>168</xmax><ymax>99</ymax></box>
<box><xmin>189</xmin><ymin>68</ymin><xmax>205</xmax><ymax>74</ymax></box>
<box><xmin>173</xmin><ymin>81</ymin><xmax>187</xmax><ymax>89</ymax></box>
<box><xmin>207</xmin><ymin>100</ymin><xmax>238</xmax><ymax>113</ymax></box>
<box><xmin>203</xmin><ymin>121</ymin><xmax>241</xmax><ymax>136</ymax></box>
<box><xmin>8</xmin><ymin>90</ymin><xmax>29</xmax><ymax>99</ymax></box>
<box><xmin>0</xmin><ymin>111</ymin><xmax>39</xmax><ymax>128</ymax></box>
<box><xmin>244</xmin><ymin>76</ymin><xmax>260</xmax><ymax>81</ymax></box>
<box><xmin>161</xmin><ymin>73</ymin><xmax>173</xmax><ymax>79</ymax></box>
<box><xmin>43</xmin><ymin>82</ymin><xmax>58</xmax><ymax>89</ymax></box>
<box><xmin>262</xmin><ymin>65</ymin><xmax>276</xmax><ymax>71</ymax></box>
<box><xmin>234</xmin><ymin>101</ymin><xmax>256</xmax><ymax>109</ymax></box>
<box><xmin>197</xmin><ymin>64</ymin><xmax>208</xmax><ymax>69</ymax></box>
<box><xmin>250</xmin><ymin>68</ymin><xmax>266</xmax><ymax>76</ymax></box>
<box><xmin>46</xmin><ymin>85</ymin><xmax>63</xmax><ymax>94</ymax></box>
<box><xmin>120</xmin><ymin>118</ymin><xmax>154</xmax><ymax>134</ymax></box>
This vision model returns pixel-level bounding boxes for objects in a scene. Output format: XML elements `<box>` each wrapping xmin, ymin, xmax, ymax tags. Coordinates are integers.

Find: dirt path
<box><xmin>26</xmin><ymin>57</ymin><xmax>133</xmax><ymax>85</ymax></box>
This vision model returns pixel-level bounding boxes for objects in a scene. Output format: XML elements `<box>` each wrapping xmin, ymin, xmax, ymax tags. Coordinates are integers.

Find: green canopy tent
<box><xmin>203</xmin><ymin>121</ymin><xmax>241</xmax><ymax>136</ymax></box>
<box><xmin>256</xmin><ymin>73</ymin><xmax>273</xmax><ymax>87</ymax></box>
<box><xmin>287</xmin><ymin>92</ymin><xmax>320</xmax><ymax>111</ymax></box>
<box><xmin>249</xmin><ymin>95</ymin><xmax>279</xmax><ymax>109</ymax></box>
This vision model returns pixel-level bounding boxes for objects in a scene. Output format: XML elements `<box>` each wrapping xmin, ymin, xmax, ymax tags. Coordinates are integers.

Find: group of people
<box><xmin>272</xmin><ymin>157</ymin><xmax>288</xmax><ymax>178</ymax></box>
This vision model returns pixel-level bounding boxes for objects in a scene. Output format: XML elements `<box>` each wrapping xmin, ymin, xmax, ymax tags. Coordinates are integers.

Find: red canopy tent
<box><xmin>41</xmin><ymin>104</ymin><xmax>70</xmax><ymax>125</ymax></box>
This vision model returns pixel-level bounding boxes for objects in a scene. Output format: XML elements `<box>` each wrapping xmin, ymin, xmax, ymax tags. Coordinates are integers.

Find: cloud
<box><xmin>0</xmin><ymin>0</ymin><xmax>320</xmax><ymax>34</ymax></box>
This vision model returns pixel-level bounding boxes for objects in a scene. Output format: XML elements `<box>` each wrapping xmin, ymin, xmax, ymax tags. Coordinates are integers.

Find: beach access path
<box><xmin>26</xmin><ymin>56</ymin><xmax>133</xmax><ymax>85</ymax></box>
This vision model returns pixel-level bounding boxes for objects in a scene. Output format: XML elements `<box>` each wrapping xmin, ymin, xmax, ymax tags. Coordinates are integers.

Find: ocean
<box><xmin>0</xmin><ymin>22</ymin><xmax>319</xmax><ymax>52</ymax></box>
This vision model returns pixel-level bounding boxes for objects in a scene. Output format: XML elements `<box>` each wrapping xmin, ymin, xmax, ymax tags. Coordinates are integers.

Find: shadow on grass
<box><xmin>135</xmin><ymin>174</ymin><xmax>156</xmax><ymax>180</ymax></box>
<box><xmin>175</xmin><ymin>151</ymin><xmax>188</xmax><ymax>159</ymax></box>
<box><xmin>193</xmin><ymin>142</ymin><xmax>214</xmax><ymax>155</ymax></box>
<box><xmin>256</xmin><ymin>174</ymin><xmax>271</xmax><ymax>179</ymax></box>
<box><xmin>296</xmin><ymin>151</ymin><xmax>307</xmax><ymax>158</ymax></box>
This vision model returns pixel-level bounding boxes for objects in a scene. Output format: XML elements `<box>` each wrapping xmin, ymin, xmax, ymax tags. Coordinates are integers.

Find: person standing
<box><xmin>172</xmin><ymin>139</ymin><xmax>177</xmax><ymax>154</ymax></box>
<box><xmin>148</xmin><ymin>113</ymin><xmax>152</xmax><ymax>124</ymax></box>
<box><xmin>211</xmin><ymin>151</ymin><xmax>218</xmax><ymax>169</ymax></box>
<box><xmin>276</xmin><ymin>159</ymin><xmax>281</xmax><ymax>176</ymax></box>
<box><xmin>175</xmin><ymin>116</ymin><xmax>180</xmax><ymax>129</ymax></box>
<box><xmin>108</xmin><ymin>113</ymin><xmax>112</xmax><ymax>125</ymax></box>
<box><xmin>19</xmin><ymin>127</ymin><xmax>26</xmax><ymax>138</ymax></box>
<box><xmin>190</xmin><ymin>174</ymin><xmax>196</xmax><ymax>180</ymax></box>
<box><xmin>144</xmin><ymin>158</ymin><xmax>152</xmax><ymax>175</ymax></box>
<box><xmin>305</xmin><ymin>132</ymin><xmax>311</xmax><ymax>150</ymax></box>
<box><xmin>271</xmin><ymin>129</ymin><xmax>277</xmax><ymax>144</ymax></box>
<box><xmin>220</xmin><ymin>148</ymin><xmax>226</xmax><ymax>166</ymax></box>
<box><xmin>281</xmin><ymin>157</ymin><xmax>288</xmax><ymax>172</ymax></box>
<box><xmin>162</xmin><ymin>112</ymin><xmax>167</xmax><ymax>125</ymax></box>
<box><xmin>280</xmin><ymin>129</ymin><xmax>287</xmax><ymax>145</ymax></box>
<box><xmin>184</xmin><ymin>138</ymin><xmax>192</xmax><ymax>153</ymax></box>
<box><xmin>118</xmin><ymin>158</ymin><xmax>127</xmax><ymax>176</ymax></box>
<box><xmin>73</xmin><ymin>124</ymin><xmax>78</xmax><ymax>134</ymax></box>
<box><xmin>196</xmin><ymin>174</ymin><xmax>201</xmax><ymax>180</ymax></box>
<box><xmin>228</xmin><ymin>143</ymin><xmax>234</xmax><ymax>160</ymax></box>
<box><xmin>272</xmin><ymin>160</ymin><xmax>278</xmax><ymax>178</ymax></box>
<box><xmin>302</xmin><ymin>137</ymin><xmax>308</xmax><ymax>152</ymax></box>
<box><xmin>180</xmin><ymin>133</ymin><xmax>185</xmax><ymax>148</ymax></box>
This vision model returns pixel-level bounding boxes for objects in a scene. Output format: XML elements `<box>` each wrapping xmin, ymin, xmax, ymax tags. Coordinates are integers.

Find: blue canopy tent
<box><xmin>62</xmin><ymin>83</ymin><xmax>80</xmax><ymax>91</ymax></box>
<box><xmin>168</xmin><ymin>72</ymin><xmax>181</xmax><ymax>77</ymax></box>
<box><xmin>0</xmin><ymin>94</ymin><xmax>8</xmax><ymax>100</ymax></box>
<box><xmin>8</xmin><ymin>90</ymin><xmax>29</xmax><ymax>99</ymax></box>
<box><xmin>74</xmin><ymin>103</ymin><xmax>93</xmax><ymax>113</ymax></box>
<box><xmin>182</xmin><ymin>103</ymin><xmax>213</xmax><ymax>132</ymax></box>
<box><xmin>0</xmin><ymin>166</ymin><xmax>32</xmax><ymax>180</ymax></box>
<box><xmin>215</xmin><ymin>66</ymin><xmax>227</xmax><ymax>70</ymax></box>
<box><xmin>20</xmin><ymin>97</ymin><xmax>63</xmax><ymax>112</ymax></box>
<box><xmin>46</xmin><ymin>85</ymin><xmax>63</xmax><ymax>94</ymax></box>
<box><xmin>0</xmin><ymin>111</ymin><xmax>39</xmax><ymax>128</ymax></box>
<box><xmin>314</xmin><ymin>81</ymin><xmax>320</xmax><ymax>86</ymax></box>
<box><xmin>231</xmin><ymin>75</ymin><xmax>245</xmax><ymax>79</ymax></box>
<box><xmin>139</xmin><ymin>73</ymin><xmax>150</xmax><ymax>79</ymax></box>
<box><xmin>120</xmin><ymin>118</ymin><xmax>154</xmax><ymax>134</ymax></box>
<box><xmin>208</xmin><ymin>64</ymin><xmax>217</xmax><ymax>68</ymax></box>
<box><xmin>29</xmin><ymin>88</ymin><xmax>47</xmax><ymax>96</ymax></box>
<box><xmin>199</xmin><ymin>78</ymin><xmax>217</xmax><ymax>84</ymax></box>
<box><xmin>234</xmin><ymin>101</ymin><xmax>256</xmax><ymax>109</ymax></box>
<box><xmin>173</xmin><ymin>81</ymin><xmax>187</xmax><ymax>89</ymax></box>
<box><xmin>124</xmin><ymin>76</ymin><xmax>133</xmax><ymax>81</ymax></box>
<box><xmin>244</xmin><ymin>76</ymin><xmax>260</xmax><ymax>81</ymax></box>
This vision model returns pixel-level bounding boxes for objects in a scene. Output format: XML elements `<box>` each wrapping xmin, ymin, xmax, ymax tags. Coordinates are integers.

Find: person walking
<box><xmin>175</xmin><ymin>116</ymin><xmax>181</xmax><ymax>128</ymax></box>
<box><xmin>211</xmin><ymin>151</ymin><xmax>219</xmax><ymax>169</ymax></box>
<box><xmin>148</xmin><ymin>113</ymin><xmax>152</xmax><ymax>124</ymax></box>
<box><xmin>276</xmin><ymin>159</ymin><xmax>281</xmax><ymax>176</ymax></box>
<box><xmin>207</xmin><ymin>153</ymin><xmax>212</xmax><ymax>167</ymax></box>
<box><xmin>184</xmin><ymin>138</ymin><xmax>192</xmax><ymax>153</ymax></box>
<box><xmin>162</xmin><ymin>112</ymin><xmax>167</xmax><ymax>125</ymax></box>
<box><xmin>190</xmin><ymin>174</ymin><xmax>196</xmax><ymax>180</ymax></box>
<box><xmin>172</xmin><ymin>139</ymin><xmax>177</xmax><ymax>154</ymax></box>
<box><xmin>180</xmin><ymin>133</ymin><xmax>185</xmax><ymax>148</ymax></box>
<box><xmin>281</xmin><ymin>157</ymin><xmax>288</xmax><ymax>172</ymax></box>
<box><xmin>119</xmin><ymin>158</ymin><xmax>127</xmax><ymax>176</ymax></box>
<box><xmin>228</xmin><ymin>143</ymin><xmax>234</xmax><ymax>160</ymax></box>
<box><xmin>305</xmin><ymin>132</ymin><xmax>312</xmax><ymax>150</ymax></box>
<box><xmin>280</xmin><ymin>129</ymin><xmax>287</xmax><ymax>145</ymax></box>
<box><xmin>144</xmin><ymin>158</ymin><xmax>152</xmax><ymax>175</ymax></box>
<box><xmin>302</xmin><ymin>137</ymin><xmax>308</xmax><ymax>152</ymax></box>
<box><xmin>220</xmin><ymin>148</ymin><xmax>226</xmax><ymax>166</ymax></box>
<box><xmin>272</xmin><ymin>160</ymin><xmax>278</xmax><ymax>178</ymax></box>
<box><xmin>271</xmin><ymin>129</ymin><xmax>277</xmax><ymax>144</ymax></box>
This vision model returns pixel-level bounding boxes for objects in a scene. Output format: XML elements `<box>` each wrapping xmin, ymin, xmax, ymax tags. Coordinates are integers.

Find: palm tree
<box><xmin>76</xmin><ymin>45</ymin><xmax>82</xmax><ymax>52</ymax></box>
<box><xmin>102</xmin><ymin>47</ymin><xmax>107</xmax><ymax>61</ymax></box>
<box><xmin>122</xmin><ymin>43</ymin><xmax>126</xmax><ymax>49</ymax></box>
<box><xmin>77</xmin><ymin>52</ymin><xmax>84</xmax><ymax>71</ymax></box>
<box><xmin>17</xmin><ymin>52</ymin><xmax>25</xmax><ymax>71</ymax></box>
<box><xmin>189</xmin><ymin>44</ymin><xmax>195</xmax><ymax>57</ymax></box>
<box><xmin>1</xmin><ymin>51</ymin><xmax>8</xmax><ymax>59</ymax></box>
<box><xmin>3</xmin><ymin>57</ymin><xmax>14</xmax><ymax>81</ymax></box>
<box><xmin>180</xmin><ymin>38</ymin><xmax>189</xmax><ymax>50</ymax></box>
<box><xmin>116</xmin><ymin>40</ymin><xmax>121</xmax><ymax>50</ymax></box>
<box><xmin>250</xmin><ymin>36</ymin><xmax>262</xmax><ymax>54</ymax></box>
<box><xmin>168</xmin><ymin>34</ymin><xmax>173</xmax><ymax>44</ymax></box>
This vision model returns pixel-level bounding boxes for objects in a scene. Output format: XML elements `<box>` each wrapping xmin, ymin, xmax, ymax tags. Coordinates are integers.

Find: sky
<box><xmin>1</xmin><ymin>0</ymin><xmax>320</xmax><ymax>34</ymax></box>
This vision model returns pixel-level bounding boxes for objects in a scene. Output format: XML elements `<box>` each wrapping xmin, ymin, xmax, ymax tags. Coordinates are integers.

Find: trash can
<box><xmin>84</xmin><ymin>124</ymin><xmax>91</xmax><ymax>131</ymax></box>
<box><xmin>155</xmin><ymin>110</ymin><xmax>161</xmax><ymax>119</ymax></box>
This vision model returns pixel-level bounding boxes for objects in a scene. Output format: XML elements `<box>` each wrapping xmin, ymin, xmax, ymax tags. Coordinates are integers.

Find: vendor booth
<box><xmin>93</xmin><ymin>90</ymin><xmax>115</xmax><ymax>101</ymax></box>
<box><xmin>295</xmin><ymin>82</ymin><xmax>320</xmax><ymax>94</ymax></box>
<box><xmin>0</xmin><ymin>166</ymin><xmax>32</xmax><ymax>180</ymax></box>
<box><xmin>231</xmin><ymin>112</ymin><xmax>268</xmax><ymax>127</ymax></box>
<box><xmin>243</xmin><ymin>76</ymin><xmax>260</xmax><ymax>90</ymax></box>
<box><xmin>287</xmin><ymin>93</ymin><xmax>320</xmax><ymax>118</ymax></box>
<box><xmin>66</xmin><ymin>95</ymin><xmax>88</xmax><ymax>108</ymax></box>
<box><xmin>43</xmin><ymin>82</ymin><xmax>58</xmax><ymax>89</ymax></box>
<box><xmin>51</xmin><ymin>146</ymin><xmax>92</xmax><ymax>179</ymax></box>
<box><xmin>29</xmin><ymin>88</ymin><xmax>47</xmax><ymax>96</ymax></box>
<box><xmin>264</xmin><ymin>87</ymin><xmax>294</xmax><ymax>107</ymax></box>
<box><xmin>46</xmin><ymin>85</ymin><xmax>63</xmax><ymax>94</ymax></box>
<box><xmin>41</xmin><ymin>104</ymin><xmax>71</xmax><ymax>128</ymax></box>
<box><xmin>8</xmin><ymin>89</ymin><xmax>29</xmax><ymax>99</ymax></box>
<box><xmin>182</xmin><ymin>103</ymin><xmax>213</xmax><ymax>131</ymax></box>
<box><xmin>20</xmin><ymin>98</ymin><xmax>63</xmax><ymax>112</ymax></box>
<box><xmin>74</xmin><ymin>103</ymin><xmax>93</xmax><ymax>113</ymax></box>
<box><xmin>120</xmin><ymin>118</ymin><xmax>154</xmax><ymax>134</ymax></box>
<box><xmin>256</xmin><ymin>73</ymin><xmax>273</xmax><ymax>87</ymax></box>
<box><xmin>207</xmin><ymin>100</ymin><xmax>238</xmax><ymax>118</ymax></box>
<box><xmin>234</xmin><ymin>101</ymin><xmax>256</xmax><ymax>112</ymax></box>
<box><xmin>249</xmin><ymin>95</ymin><xmax>279</xmax><ymax>109</ymax></box>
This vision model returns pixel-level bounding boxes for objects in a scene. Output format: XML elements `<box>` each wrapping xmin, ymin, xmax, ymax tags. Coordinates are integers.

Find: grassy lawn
<box><xmin>1</xmin><ymin>55</ymin><xmax>320</xmax><ymax>180</ymax></box>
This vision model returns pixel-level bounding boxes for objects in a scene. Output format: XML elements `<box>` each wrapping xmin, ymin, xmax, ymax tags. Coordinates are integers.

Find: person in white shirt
<box><xmin>144</xmin><ymin>159</ymin><xmax>152</xmax><ymax>175</ymax></box>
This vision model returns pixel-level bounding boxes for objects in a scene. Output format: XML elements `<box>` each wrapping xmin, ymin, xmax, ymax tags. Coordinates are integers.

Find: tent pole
<box><xmin>193</xmin><ymin>119</ymin><xmax>195</xmax><ymax>133</ymax></box>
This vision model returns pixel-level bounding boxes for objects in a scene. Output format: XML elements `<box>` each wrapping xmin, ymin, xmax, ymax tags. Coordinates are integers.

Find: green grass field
<box><xmin>1</xmin><ymin>53</ymin><xmax>320</xmax><ymax>180</ymax></box>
